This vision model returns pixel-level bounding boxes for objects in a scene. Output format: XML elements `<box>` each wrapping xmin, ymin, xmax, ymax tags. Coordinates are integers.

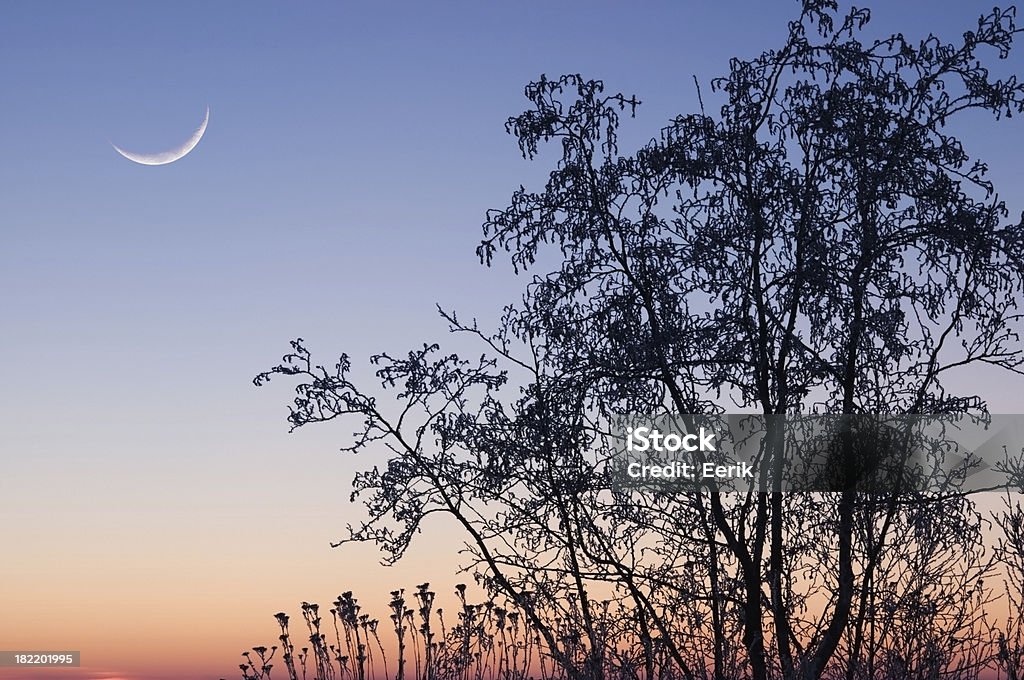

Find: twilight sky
<box><xmin>2</xmin><ymin>2</ymin><xmax>1024</xmax><ymax>679</ymax></box>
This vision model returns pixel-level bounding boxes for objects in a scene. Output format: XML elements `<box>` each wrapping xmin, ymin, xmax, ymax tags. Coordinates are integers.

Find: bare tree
<box><xmin>257</xmin><ymin>3</ymin><xmax>1024</xmax><ymax>679</ymax></box>
<box><xmin>995</xmin><ymin>463</ymin><xmax>1024</xmax><ymax>680</ymax></box>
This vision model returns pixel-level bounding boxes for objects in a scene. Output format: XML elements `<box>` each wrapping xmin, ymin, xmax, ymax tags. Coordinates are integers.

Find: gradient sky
<box><xmin>2</xmin><ymin>2</ymin><xmax>1024</xmax><ymax>679</ymax></box>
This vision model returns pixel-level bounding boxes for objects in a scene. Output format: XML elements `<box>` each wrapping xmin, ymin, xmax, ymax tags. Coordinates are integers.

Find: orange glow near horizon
<box><xmin>2</xmin><ymin>495</ymin><xmax>1021</xmax><ymax>679</ymax></box>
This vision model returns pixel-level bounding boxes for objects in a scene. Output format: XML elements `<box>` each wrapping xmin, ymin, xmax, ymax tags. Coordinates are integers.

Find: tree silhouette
<box><xmin>257</xmin><ymin>2</ymin><xmax>1024</xmax><ymax>679</ymax></box>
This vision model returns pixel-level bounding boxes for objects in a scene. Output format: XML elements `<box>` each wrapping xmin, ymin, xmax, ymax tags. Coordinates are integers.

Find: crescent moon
<box><xmin>112</xmin><ymin>106</ymin><xmax>209</xmax><ymax>166</ymax></box>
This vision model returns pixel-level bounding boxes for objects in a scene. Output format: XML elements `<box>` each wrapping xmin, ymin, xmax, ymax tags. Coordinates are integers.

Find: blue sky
<box><xmin>2</xmin><ymin>2</ymin><xmax>1024</xmax><ymax>677</ymax></box>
